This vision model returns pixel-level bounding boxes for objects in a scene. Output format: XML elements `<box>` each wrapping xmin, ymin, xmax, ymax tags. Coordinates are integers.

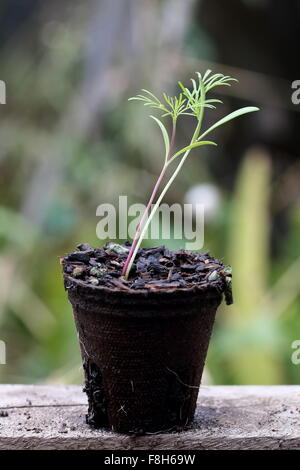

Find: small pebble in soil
<box><xmin>72</xmin><ymin>266</ymin><xmax>86</xmax><ymax>278</ymax></box>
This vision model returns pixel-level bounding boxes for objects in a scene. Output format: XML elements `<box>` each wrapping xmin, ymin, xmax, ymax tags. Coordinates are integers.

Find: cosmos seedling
<box><xmin>122</xmin><ymin>70</ymin><xmax>259</xmax><ymax>279</ymax></box>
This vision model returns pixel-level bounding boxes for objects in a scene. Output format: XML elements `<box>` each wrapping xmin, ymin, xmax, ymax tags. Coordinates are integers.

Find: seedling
<box><xmin>122</xmin><ymin>70</ymin><xmax>259</xmax><ymax>279</ymax></box>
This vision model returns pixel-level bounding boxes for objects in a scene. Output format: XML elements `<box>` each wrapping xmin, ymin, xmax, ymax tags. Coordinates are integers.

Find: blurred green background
<box><xmin>0</xmin><ymin>0</ymin><xmax>299</xmax><ymax>385</ymax></box>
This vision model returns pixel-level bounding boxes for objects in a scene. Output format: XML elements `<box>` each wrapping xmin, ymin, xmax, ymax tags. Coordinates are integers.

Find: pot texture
<box><xmin>64</xmin><ymin>274</ymin><xmax>222</xmax><ymax>434</ymax></box>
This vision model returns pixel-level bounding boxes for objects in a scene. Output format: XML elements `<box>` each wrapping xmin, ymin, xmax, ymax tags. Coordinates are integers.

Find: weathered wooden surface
<box><xmin>0</xmin><ymin>385</ymin><xmax>299</xmax><ymax>450</ymax></box>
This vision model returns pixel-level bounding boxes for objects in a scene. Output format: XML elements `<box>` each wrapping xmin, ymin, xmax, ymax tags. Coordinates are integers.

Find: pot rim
<box><xmin>64</xmin><ymin>273</ymin><xmax>224</xmax><ymax>299</ymax></box>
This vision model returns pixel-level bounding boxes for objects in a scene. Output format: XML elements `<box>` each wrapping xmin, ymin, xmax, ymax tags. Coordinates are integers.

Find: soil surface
<box><xmin>61</xmin><ymin>242</ymin><xmax>233</xmax><ymax>304</ymax></box>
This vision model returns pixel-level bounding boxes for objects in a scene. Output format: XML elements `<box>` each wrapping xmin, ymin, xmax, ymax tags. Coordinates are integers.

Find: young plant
<box><xmin>122</xmin><ymin>70</ymin><xmax>259</xmax><ymax>279</ymax></box>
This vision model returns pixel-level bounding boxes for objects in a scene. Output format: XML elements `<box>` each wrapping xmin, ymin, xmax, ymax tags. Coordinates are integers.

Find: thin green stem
<box><xmin>124</xmin><ymin>113</ymin><xmax>204</xmax><ymax>279</ymax></box>
<box><xmin>122</xmin><ymin>121</ymin><xmax>176</xmax><ymax>277</ymax></box>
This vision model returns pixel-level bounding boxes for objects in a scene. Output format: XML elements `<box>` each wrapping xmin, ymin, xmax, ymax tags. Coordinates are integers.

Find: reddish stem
<box><xmin>122</xmin><ymin>123</ymin><xmax>176</xmax><ymax>277</ymax></box>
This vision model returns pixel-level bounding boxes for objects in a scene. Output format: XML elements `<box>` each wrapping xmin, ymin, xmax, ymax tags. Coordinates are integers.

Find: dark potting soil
<box><xmin>61</xmin><ymin>242</ymin><xmax>233</xmax><ymax>304</ymax></box>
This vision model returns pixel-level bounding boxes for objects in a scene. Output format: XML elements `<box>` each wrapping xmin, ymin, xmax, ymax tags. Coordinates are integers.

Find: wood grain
<box><xmin>0</xmin><ymin>385</ymin><xmax>299</xmax><ymax>450</ymax></box>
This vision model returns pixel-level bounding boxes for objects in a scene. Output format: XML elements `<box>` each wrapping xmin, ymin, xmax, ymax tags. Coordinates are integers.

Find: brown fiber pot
<box><xmin>64</xmin><ymin>274</ymin><xmax>222</xmax><ymax>434</ymax></box>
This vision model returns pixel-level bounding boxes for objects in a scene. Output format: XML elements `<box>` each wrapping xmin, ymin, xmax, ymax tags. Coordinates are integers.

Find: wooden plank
<box><xmin>0</xmin><ymin>385</ymin><xmax>299</xmax><ymax>450</ymax></box>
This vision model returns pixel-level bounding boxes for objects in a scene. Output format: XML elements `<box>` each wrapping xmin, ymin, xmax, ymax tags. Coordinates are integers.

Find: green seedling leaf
<box><xmin>169</xmin><ymin>141</ymin><xmax>217</xmax><ymax>162</ymax></box>
<box><xmin>141</xmin><ymin>88</ymin><xmax>161</xmax><ymax>103</ymax></box>
<box><xmin>202</xmin><ymin>69</ymin><xmax>212</xmax><ymax>82</ymax></box>
<box><xmin>150</xmin><ymin>115</ymin><xmax>170</xmax><ymax>160</ymax></box>
<box><xmin>198</xmin><ymin>106</ymin><xmax>259</xmax><ymax>140</ymax></box>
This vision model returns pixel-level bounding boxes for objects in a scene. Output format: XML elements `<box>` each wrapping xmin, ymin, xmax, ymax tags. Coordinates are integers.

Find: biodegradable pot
<box><xmin>64</xmin><ymin>273</ymin><xmax>223</xmax><ymax>434</ymax></box>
